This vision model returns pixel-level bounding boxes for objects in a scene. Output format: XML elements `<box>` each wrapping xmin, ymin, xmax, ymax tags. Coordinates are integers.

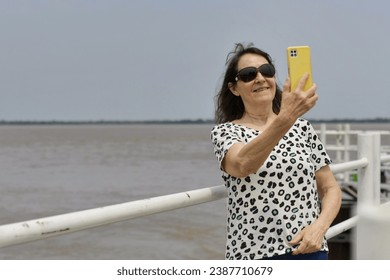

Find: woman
<box><xmin>211</xmin><ymin>43</ymin><xmax>342</xmax><ymax>260</ymax></box>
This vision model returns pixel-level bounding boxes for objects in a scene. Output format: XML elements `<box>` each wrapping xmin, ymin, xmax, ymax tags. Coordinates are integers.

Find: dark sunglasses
<box><xmin>235</xmin><ymin>63</ymin><xmax>275</xmax><ymax>82</ymax></box>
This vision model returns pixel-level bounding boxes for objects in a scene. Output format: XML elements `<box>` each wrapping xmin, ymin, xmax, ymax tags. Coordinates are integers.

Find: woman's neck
<box><xmin>235</xmin><ymin>109</ymin><xmax>277</xmax><ymax>131</ymax></box>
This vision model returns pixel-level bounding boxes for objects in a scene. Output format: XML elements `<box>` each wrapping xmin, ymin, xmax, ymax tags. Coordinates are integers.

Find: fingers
<box><xmin>295</xmin><ymin>73</ymin><xmax>316</xmax><ymax>94</ymax></box>
<box><xmin>280</xmin><ymin>75</ymin><xmax>318</xmax><ymax>120</ymax></box>
<box><xmin>307</xmin><ymin>86</ymin><xmax>318</xmax><ymax>104</ymax></box>
<box><xmin>289</xmin><ymin>228</ymin><xmax>321</xmax><ymax>255</ymax></box>
<box><xmin>289</xmin><ymin>232</ymin><xmax>303</xmax><ymax>255</ymax></box>
<box><xmin>292</xmin><ymin>244</ymin><xmax>305</xmax><ymax>255</ymax></box>
<box><xmin>292</xmin><ymin>241</ymin><xmax>322</xmax><ymax>255</ymax></box>
<box><xmin>307</xmin><ymin>83</ymin><xmax>317</xmax><ymax>96</ymax></box>
<box><xmin>290</xmin><ymin>237</ymin><xmax>322</xmax><ymax>255</ymax></box>
<box><xmin>285</xmin><ymin>74</ymin><xmax>316</xmax><ymax>96</ymax></box>
<box><xmin>291</xmin><ymin>239</ymin><xmax>311</xmax><ymax>255</ymax></box>
<box><xmin>294</xmin><ymin>80</ymin><xmax>318</xmax><ymax>108</ymax></box>
<box><xmin>283</xmin><ymin>78</ymin><xmax>291</xmax><ymax>93</ymax></box>
<box><xmin>296</xmin><ymin>72</ymin><xmax>310</xmax><ymax>91</ymax></box>
<box><xmin>290</xmin><ymin>231</ymin><xmax>303</xmax><ymax>245</ymax></box>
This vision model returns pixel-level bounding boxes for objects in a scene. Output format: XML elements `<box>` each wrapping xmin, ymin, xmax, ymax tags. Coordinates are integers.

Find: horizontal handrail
<box><xmin>0</xmin><ymin>185</ymin><xmax>227</xmax><ymax>248</ymax></box>
<box><xmin>0</xmin><ymin>126</ymin><xmax>389</xmax><ymax>252</ymax></box>
<box><xmin>325</xmin><ymin>145</ymin><xmax>390</xmax><ymax>152</ymax></box>
<box><xmin>326</xmin><ymin>217</ymin><xmax>359</xmax><ymax>240</ymax></box>
<box><xmin>325</xmin><ymin>200</ymin><xmax>390</xmax><ymax>240</ymax></box>
<box><xmin>325</xmin><ymin>145</ymin><xmax>357</xmax><ymax>151</ymax></box>
<box><xmin>0</xmin><ymin>156</ymin><xmax>384</xmax><ymax>249</ymax></box>
<box><xmin>330</xmin><ymin>158</ymin><xmax>368</xmax><ymax>173</ymax></box>
<box><xmin>323</xmin><ymin>130</ymin><xmax>390</xmax><ymax>135</ymax></box>
<box><xmin>381</xmin><ymin>154</ymin><xmax>390</xmax><ymax>163</ymax></box>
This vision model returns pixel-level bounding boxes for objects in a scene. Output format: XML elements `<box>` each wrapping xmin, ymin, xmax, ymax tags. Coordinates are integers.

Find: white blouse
<box><xmin>211</xmin><ymin>118</ymin><xmax>331</xmax><ymax>259</ymax></box>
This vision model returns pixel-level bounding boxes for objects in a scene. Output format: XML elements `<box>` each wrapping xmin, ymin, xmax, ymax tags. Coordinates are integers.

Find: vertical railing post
<box><xmin>356</xmin><ymin>132</ymin><xmax>381</xmax><ymax>206</ymax></box>
<box><xmin>355</xmin><ymin>132</ymin><xmax>382</xmax><ymax>259</ymax></box>
<box><xmin>320</xmin><ymin>123</ymin><xmax>327</xmax><ymax>148</ymax></box>
<box><xmin>343</xmin><ymin>124</ymin><xmax>351</xmax><ymax>183</ymax></box>
<box><xmin>336</xmin><ymin>124</ymin><xmax>343</xmax><ymax>163</ymax></box>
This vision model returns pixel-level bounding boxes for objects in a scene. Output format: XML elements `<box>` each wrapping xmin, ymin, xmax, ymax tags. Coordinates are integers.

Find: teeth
<box><xmin>254</xmin><ymin>87</ymin><xmax>268</xmax><ymax>92</ymax></box>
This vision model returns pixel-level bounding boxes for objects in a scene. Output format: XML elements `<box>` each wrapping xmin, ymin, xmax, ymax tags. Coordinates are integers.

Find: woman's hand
<box><xmin>279</xmin><ymin>73</ymin><xmax>318</xmax><ymax>122</ymax></box>
<box><xmin>289</xmin><ymin>222</ymin><xmax>327</xmax><ymax>255</ymax></box>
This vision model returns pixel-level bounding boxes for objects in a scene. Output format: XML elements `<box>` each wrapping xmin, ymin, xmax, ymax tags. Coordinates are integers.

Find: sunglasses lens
<box><xmin>237</xmin><ymin>64</ymin><xmax>275</xmax><ymax>82</ymax></box>
<box><xmin>259</xmin><ymin>64</ymin><xmax>275</xmax><ymax>78</ymax></box>
<box><xmin>238</xmin><ymin>67</ymin><xmax>258</xmax><ymax>82</ymax></box>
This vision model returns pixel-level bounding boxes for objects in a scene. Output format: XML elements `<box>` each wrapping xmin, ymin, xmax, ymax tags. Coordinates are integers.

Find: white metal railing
<box><xmin>0</xmin><ymin>185</ymin><xmax>227</xmax><ymax>248</ymax></box>
<box><xmin>318</xmin><ymin>123</ymin><xmax>390</xmax><ymax>184</ymax></box>
<box><xmin>1</xmin><ymin>130</ymin><xmax>390</xmax><ymax>259</ymax></box>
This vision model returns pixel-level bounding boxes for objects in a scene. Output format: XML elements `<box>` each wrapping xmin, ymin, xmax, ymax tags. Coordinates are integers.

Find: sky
<box><xmin>0</xmin><ymin>0</ymin><xmax>389</xmax><ymax>121</ymax></box>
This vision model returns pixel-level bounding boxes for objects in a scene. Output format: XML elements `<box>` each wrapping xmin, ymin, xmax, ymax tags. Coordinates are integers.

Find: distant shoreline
<box><xmin>1</xmin><ymin>118</ymin><xmax>390</xmax><ymax>125</ymax></box>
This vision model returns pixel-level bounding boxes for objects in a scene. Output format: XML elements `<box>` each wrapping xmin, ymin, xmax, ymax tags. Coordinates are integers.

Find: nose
<box><xmin>255</xmin><ymin>71</ymin><xmax>266</xmax><ymax>82</ymax></box>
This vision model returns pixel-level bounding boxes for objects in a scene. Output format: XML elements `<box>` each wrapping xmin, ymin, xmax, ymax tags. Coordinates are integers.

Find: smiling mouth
<box><xmin>253</xmin><ymin>87</ymin><xmax>269</xmax><ymax>93</ymax></box>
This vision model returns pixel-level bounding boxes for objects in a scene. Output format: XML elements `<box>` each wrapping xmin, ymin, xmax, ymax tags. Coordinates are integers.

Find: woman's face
<box><xmin>230</xmin><ymin>53</ymin><xmax>276</xmax><ymax>108</ymax></box>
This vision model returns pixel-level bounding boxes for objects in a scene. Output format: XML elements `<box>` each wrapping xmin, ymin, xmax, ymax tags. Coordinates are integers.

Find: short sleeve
<box><xmin>305</xmin><ymin>120</ymin><xmax>332</xmax><ymax>171</ymax></box>
<box><xmin>210</xmin><ymin>123</ymin><xmax>242</xmax><ymax>166</ymax></box>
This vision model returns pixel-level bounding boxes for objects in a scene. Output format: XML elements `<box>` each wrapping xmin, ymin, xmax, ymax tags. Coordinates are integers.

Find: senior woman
<box><xmin>211</xmin><ymin>43</ymin><xmax>342</xmax><ymax>260</ymax></box>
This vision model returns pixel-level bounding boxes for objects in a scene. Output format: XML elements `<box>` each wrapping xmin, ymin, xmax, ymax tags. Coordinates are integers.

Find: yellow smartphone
<box><xmin>287</xmin><ymin>46</ymin><xmax>313</xmax><ymax>91</ymax></box>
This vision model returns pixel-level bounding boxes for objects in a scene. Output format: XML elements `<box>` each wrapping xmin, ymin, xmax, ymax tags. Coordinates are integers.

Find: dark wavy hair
<box><xmin>214</xmin><ymin>43</ymin><xmax>282</xmax><ymax>124</ymax></box>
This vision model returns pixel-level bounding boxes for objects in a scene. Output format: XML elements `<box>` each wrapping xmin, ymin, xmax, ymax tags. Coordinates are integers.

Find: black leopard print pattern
<box><xmin>211</xmin><ymin>118</ymin><xmax>332</xmax><ymax>259</ymax></box>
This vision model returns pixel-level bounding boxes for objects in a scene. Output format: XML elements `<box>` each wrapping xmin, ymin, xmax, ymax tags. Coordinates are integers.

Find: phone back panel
<box><xmin>287</xmin><ymin>46</ymin><xmax>313</xmax><ymax>91</ymax></box>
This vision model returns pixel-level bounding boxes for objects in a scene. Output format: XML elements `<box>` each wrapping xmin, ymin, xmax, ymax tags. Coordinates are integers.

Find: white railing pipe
<box><xmin>343</xmin><ymin>124</ymin><xmax>351</xmax><ymax>183</ymax></box>
<box><xmin>0</xmin><ymin>185</ymin><xmax>227</xmax><ymax>248</ymax></box>
<box><xmin>355</xmin><ymin>132</ymin><xmax>382</xmax><ymax>259</ymax></box>
<box><xmin>0</xmin><ymin>131</ymin><xmax>388</xmax><ymax>252</ymax></box>
<box><xmin>320</xmin><ymin>123</ymin><xmax>327</xmax><ymax>147</ymax></box>
<box><xmin>330</xmin><ymin>158</ymin><xmax>368</xmax><ymax>174</ymax></box>
<box><xmin>381</xmin><ymin>154</ymin><xmax>390</xmax><ymax>163</ymax></box>
<box><xmin>0</xmin><ymin>158</ymin><xmax>373</xmax><ymax>249</ymax></box>
<box><xmin>357</xmin><ymin>133</ymin><xmax>381</xmax><ymax>206</ymax></box>
<box><xmin>326</xmin><ymin>216</ymin><xmax>358</xmax><ymax>240</ymax></box>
